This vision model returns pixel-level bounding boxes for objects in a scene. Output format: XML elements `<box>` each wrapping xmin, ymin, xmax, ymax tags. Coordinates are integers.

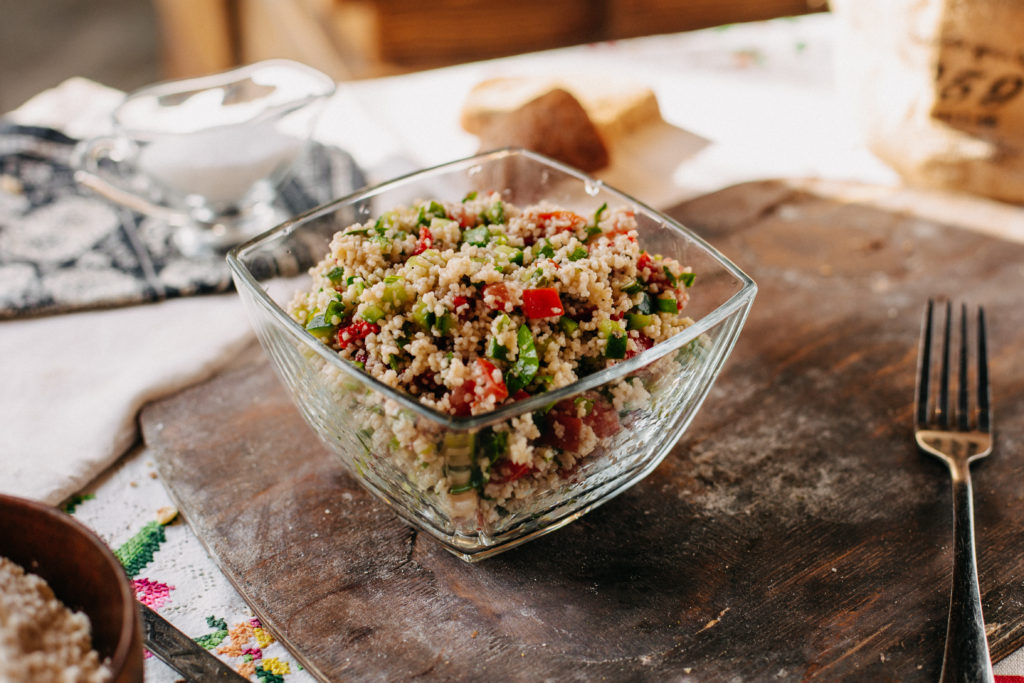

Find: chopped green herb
<box><xmin>462</xmin><ymin>191</ymin><xmax>478</xmax><ymax>203</ymax></box>
<box><xmin>479</xmin><ymin>200</ymin><xmax>506</xmax><ymax>225</ymax></box>
<box><xmin>326</xmin><ymin>266</ymin><xmax>345</xmax><ymax>283</ymax></box>
<box><xmin>476</xmin><ymin>427</ymin><xmax>509</xmax><ymax>464</ymax></box>
<box><xmin>537</xmin><ymin>239</ymin><xmax>555</xmax><ymax>259</ymax></box>
<box><xmin>586</xmin><ymin>202</ymin><xmax>607</xmax><ymax>238</ymax></box>
<box><xmin>374</xmin><ymin>211</ymin><xmax>399</xmax><ymax>232</ymax></box>
<box><xmin>568</xmin><ymin>246</ymin><xmax>588</xmax><ymax>261</ymax></box>
<box><xmin>487</xmin><ymin>337</ymin><xmax>509</xmax><ymax>360</ymax></box>
<box><xmin>505</xmin><ymin>324</ymin><xmax>540</xmax><ymax>394</ymax></box>
<box><xmin>662</xmin><ymin>266</ymin><xmax>678</xmax><ymax>287</ymax></box>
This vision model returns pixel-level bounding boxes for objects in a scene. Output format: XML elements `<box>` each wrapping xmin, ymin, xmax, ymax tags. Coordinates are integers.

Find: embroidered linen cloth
<box><xmin>0</xmin><ymin>78</ymin><xmax>364</xmax><ymax>505</ymax></box>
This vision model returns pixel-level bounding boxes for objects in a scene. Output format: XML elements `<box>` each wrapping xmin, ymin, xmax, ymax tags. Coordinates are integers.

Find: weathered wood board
<box><xmin>141</xmin><ymin>180</ymin><xmax>1024</xmax><ymax>681</ymax></box>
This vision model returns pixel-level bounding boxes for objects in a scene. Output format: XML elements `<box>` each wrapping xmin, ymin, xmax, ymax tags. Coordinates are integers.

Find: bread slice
<box><xmin>461</xmin><ymin>76</ymin><xmax>663</xmax><ymax>172</ymax></box>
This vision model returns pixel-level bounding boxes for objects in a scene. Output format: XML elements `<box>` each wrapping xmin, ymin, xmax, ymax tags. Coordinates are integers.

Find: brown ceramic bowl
<box><xmin>0</xmin><ymin>493</ymin><xmax>144</xmax><ymax>683</ymax></box>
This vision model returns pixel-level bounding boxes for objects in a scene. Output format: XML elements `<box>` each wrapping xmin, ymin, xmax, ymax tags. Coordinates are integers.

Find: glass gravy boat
<box><xmin>73</xmin><ymin>60</ymin><xmax>336</xmax><ymax>254</ymax></box>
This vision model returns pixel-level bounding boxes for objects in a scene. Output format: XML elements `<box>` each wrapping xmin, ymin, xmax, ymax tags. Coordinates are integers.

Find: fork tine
<box><xmin>958</xmin><ymin>303</ymin><xmax>970</xmax><ymax>431</ymax></box>
<box><xmin>977</xmin><ymin>306</ymin><xmax>991</xmax><ymax>433</ymax></box>
<box><xmin>916</xmin><ymin>299</ymin><xmax>934</xmax><ymax>427</ymax></box>
<box><xmin>938</xmin><ymin>300</ymin><xmax>952</xmax><ymax>428</ymax></box>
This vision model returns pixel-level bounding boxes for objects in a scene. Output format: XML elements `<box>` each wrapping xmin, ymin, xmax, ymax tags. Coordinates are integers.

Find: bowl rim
<box><xmin>113</xmin><ymin>58</ymin><xmax>337</xmax><ymax>133</ymax></box>
<box><xmin>226</xmin><ymin>147</ymin><xmax>757</xmax><ymax>430</ymax></box>
<box><xmin>0</xmin><ymin>493</ymin><xmax>140</xmax><ymax>676</ymax></box>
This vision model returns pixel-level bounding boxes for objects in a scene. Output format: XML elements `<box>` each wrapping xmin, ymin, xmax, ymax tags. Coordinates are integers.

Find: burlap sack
<box><xmin>832</xmin><ymin>0</ymin><xmax>1024</xmax><ymax>204</ymax></box>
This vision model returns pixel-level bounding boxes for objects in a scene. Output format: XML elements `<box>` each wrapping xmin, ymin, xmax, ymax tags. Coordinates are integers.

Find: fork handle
<box><xmin>941</xmin><ymin>464</ymin><xmax>995</xmax><ymax>683</ymax></box>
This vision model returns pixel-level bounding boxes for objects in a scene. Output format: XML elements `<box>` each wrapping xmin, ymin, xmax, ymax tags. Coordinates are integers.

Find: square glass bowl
<box><xmin>227</xmin><ymin>148</ymin><xmax>756</xmax><ymax>562</ymax></box>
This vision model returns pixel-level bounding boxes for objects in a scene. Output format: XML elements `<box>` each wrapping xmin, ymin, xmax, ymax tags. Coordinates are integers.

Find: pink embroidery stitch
<box><xmin>133</xmin><ymin>578</ymin><xmax>173</xmax><ymax>608</ymax></box>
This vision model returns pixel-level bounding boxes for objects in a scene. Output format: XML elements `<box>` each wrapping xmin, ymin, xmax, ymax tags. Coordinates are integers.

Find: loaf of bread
<box><xmin>460</xmin><ymin>76</ymin><xmax>663</xmax><ymax>172</ymax></box>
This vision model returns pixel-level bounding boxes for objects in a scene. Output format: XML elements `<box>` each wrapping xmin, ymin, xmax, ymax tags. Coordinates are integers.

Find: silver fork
<box><xmin>915</xmin><ymin>299</ymin><xmax>994</xmax><ymax>683</ymax></box>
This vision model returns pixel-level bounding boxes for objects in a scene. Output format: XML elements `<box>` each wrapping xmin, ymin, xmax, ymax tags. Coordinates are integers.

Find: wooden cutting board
<box><xmin>141</xmin><ymin>179</ymin><xmax>1024</xmax><ymax>681</ymax></box>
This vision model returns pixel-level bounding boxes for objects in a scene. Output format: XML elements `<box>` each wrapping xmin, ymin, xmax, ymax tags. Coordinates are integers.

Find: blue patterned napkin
<box><xmin>0</xmin><ymin>122</ymin><xmax>365</xmax><ymax>319</ymax></box>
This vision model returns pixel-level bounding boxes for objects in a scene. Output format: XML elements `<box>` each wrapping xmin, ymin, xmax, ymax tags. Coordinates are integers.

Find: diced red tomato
<box><xmin>413</xmin><ymin>226</ymin><xmax>433</xmax><ymax>255</ymax></box>
<box><xmin>583</xmin><ymin>398</ymin><xmax>621</xmax><ymax>438</ymax></box>
<box><xmin>539</xmin><ymin>412</ymin><xmax>584</xmax><ymax>452</ymax></box>
<box><xmin>626</xmin><ymin>333</ymin><xmax>654</xmax><ymax>359</ymax></box>
<box><xmin>522</xmin><ymin>288</ymin><xmax>564</xmax><ymax>318</ymax></box>
<box><xmin>604</xmin><ymin>211</ymin><xmax>637</xmax><ymax>240</ymax></box>
<box><xmin>512</xmin><ymin>389</ymin><xmax>531</xmax><ymax>401</ymax></box>
<box><xmin>610</xmin><ymin>311</ymin><xmax>624</xmax><ymax>321</ymax></box>
<box><xmin>482</xmin><ymin>282</ymin><xmax>513</xmax><ymax>311</ymax></box>
<box><xmin>449</xmin><ymin>358</ymin><xmax>510</xmax><ymax>414</ymax></box>
<box><xmin>336</xmin><ymin>321</ymin><xmax>379</xmax><ymax>349</ymax></box>
<box><xmin>473</xmin><ymin>357</ymin><xmax>508</xmax><ymax>404</ymax></box>
<box><xmin>453</xmin><ymin>295</ymin><xmax>470</xmax><ymax>317</ymax></box>
<box><xmin>449</xmin><ymin>379</ymin><xmax>476</xmax><ymax>416</ymax></box>
<box><xmin>451</xmin><ymin>204</ymin><xmax>478</xmax><ymax>228</ymax></box>
<box><xmin>536</xmin><ymin>210</ymin><xmax>587</xmax><ymax>232</ymax></box>
<box><xmin>489</xmin><ymin>460</ymin><xmax>534</xmax><ymax>484</ymax></box>
<box><xmin>637</xmin><ymin>251</ymin><xmax>654</xmax><ymax>274</ymax></box>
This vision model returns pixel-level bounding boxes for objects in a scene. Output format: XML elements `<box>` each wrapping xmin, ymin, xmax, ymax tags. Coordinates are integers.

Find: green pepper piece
<box><xmin>462</xmin><ymin>226</ymin><xmax>490</xmax><ymax>247</ymax></box>
<box><xmin>324</xmin><ymin>299</ymin><xmax>347</xmax><ymax>325</ymax></box>
<box><xmin>305</xmin><ymin>313</ymin><xmax>335</xmax><ymax>339</ymax></box>
<box><xmin>434</xmin><ymin>311</ymin><xmax>455</xmax><ymax>335</ymax></box>
<box><xmin>627</xmin><ymin>313</ymin><xmax>655</xmax><ymax>331</ymax></box>
<box><xmin>558</xmin><ymin>316</ymin><xmax>579</xmax><ymax>336</ymax></box>
<box><xmin>637</xmin><ymin>292</ymin><xmax>654</xmax><ymax>315</ymax></box>
<box><xmin>360</xmin><ymin>304</ymin><xmax>386</xmax><ymax>323</ymax></box>
<box><xmin>411</xmin><ymin>301</ymin><xmax>436</xmax><ymax>331</ymax></box>
<box><xmin>462</xmin><ymin>191</ymin><xmax>478</xmax><ymax>203</ymax></box>
<box><xmin>597</xmin><ymin>319</ymin><xmax>623</xmax><ymax>339</ymax></box>
<box><xmin>326</xmin><ymin>266</ymin><xmax>345</xmax><ymax>283</ymax></box>
<box><xmin>605</xmin><ymin>332</ymin><xmax>627</xmax><ymax>359</ymax></box>
<box><xmin>382</xmin><ymin>277</ymin><xmax>410</xmax><ymax>307</ymax></box>
<box><xmin>622</xmin><ymin>279</ymin><xmax>644</xmax><ymax>295</ymax></box>
<box><xmin>680</xmin><ymin>271</ymin><xmax>695</xmax><ymax>287</ymax></box>
<box><xmin>656</xmin><ymin>297</ymin><xmax>678</xmax><ymax>313</ymax></box>
<box><xmin>493</xmin><ymin>244</ymin><xmax>523</xmax><ymax>269</ymax></box>
<box><xmin>537</xmin><ymin>239</ymin><xmax>555</xmax><ymax>259</ymax></box>
<box><xmin>662</xmin><ymin>266</ymin><xmax>678</xmax><ymax>287</ymax></box>
<box><xmin>505</xmin><ymin>324</ymin><xmax>540</xmax><ymax>394</ymax></box>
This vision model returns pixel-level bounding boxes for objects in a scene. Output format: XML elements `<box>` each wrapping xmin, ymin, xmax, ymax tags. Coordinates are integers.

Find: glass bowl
<box><xmin>227</xmin><ymin>148</ymin><xmax>756</xmax><ymax>562</ymax></box>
